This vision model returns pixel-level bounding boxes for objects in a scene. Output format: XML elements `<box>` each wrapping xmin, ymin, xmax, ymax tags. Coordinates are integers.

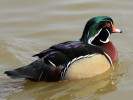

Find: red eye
<box><xmin>107</xmin><ymin>23</ymin><xmax>111</xmax><ymax>27</ymax></box>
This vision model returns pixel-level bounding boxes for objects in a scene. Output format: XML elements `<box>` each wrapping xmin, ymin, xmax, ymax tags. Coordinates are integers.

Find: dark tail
<box><xmin>4</xmin><ymin>59</ymin><xmax>54</xmax><ymax>81</ymax></box>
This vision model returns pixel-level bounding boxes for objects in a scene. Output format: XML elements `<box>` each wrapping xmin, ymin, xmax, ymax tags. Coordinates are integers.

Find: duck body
<box><xmin>5</xmin><ymin>41</ymin><xmax>116</xmax><ymax>82</ymax></box>
<box><xmin>4</xmin><ymin>16</ymin><xmax>122</xmax><ymax>82</ymax></box>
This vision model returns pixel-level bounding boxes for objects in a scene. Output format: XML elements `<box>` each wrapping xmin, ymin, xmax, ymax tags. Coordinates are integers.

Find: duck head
<box><xmin>80</xmin><ymin>16</ymin><xmax>122</xmax><ymax>45</ymax></box>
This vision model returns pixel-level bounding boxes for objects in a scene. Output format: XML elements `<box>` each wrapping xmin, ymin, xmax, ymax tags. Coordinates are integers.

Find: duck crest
<box><xmin>80</xmin><ymin>16</ymin><xmax>113</xmax><ymax>43</ymax></box>
<box><xmin>80</xmin><ymin>16</ymin><xmax>121</xmax><ymax>45</ymax></box>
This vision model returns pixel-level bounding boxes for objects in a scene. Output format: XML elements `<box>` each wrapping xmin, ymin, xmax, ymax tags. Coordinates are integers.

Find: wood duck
<box><xmin>4</xmin><ymin>16</ymin><xmax>122</xmax><ymax>82</ymax></box>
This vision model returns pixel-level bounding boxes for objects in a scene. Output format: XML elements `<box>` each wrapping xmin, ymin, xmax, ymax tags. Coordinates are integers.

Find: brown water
<box><xmin>0</xmin><ymin>0</ymin><xmax>133</xmax><ymax>100</ymax></box>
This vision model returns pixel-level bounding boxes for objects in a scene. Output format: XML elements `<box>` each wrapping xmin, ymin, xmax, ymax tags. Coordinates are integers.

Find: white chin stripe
<box><xmin>100</xmin><ymin>38</ymin><xmax>109</xmax><ymax>43</ymax></box>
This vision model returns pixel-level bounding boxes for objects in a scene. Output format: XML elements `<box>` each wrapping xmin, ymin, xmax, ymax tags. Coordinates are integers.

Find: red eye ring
<box><xmin>107</xmin><ymin>23</ymin><xmax>111</xmax><ymax>27</ymax></box>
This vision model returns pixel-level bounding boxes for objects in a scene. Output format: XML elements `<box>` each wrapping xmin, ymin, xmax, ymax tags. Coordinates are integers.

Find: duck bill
<box><xmin>112</xmin><ymin>24</ymin><xmax>122</xmax><ymax>33</ymax></box>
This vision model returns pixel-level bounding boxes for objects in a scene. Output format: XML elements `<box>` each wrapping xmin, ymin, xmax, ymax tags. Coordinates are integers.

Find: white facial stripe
<box><xmin>106</xmin><ymin>29</ymin><xmax>111</xmax><ymax>35</ymax></box>
<box><xmin>88</xmin><ymin>28</ymin><xmax>103</xmax><ymax>44</ymax></box>
<box><xmin>101</xmin><ymin>20</ymin><xmax>113</xmax><ymax>25</ymax></box>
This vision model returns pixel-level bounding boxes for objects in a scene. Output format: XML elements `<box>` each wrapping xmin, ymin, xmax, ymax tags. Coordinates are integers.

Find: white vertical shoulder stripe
<box><xmin>103</xmin><ymin>52</ymin><xmax>113</xmax><ymax>66</ymax></box>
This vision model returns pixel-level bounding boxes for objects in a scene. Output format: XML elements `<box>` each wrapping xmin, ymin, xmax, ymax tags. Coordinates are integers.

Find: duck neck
<box><xmin>99</xmin><ymin>41</ymin><xmax>118</xmax><ymax>64</ymax></box>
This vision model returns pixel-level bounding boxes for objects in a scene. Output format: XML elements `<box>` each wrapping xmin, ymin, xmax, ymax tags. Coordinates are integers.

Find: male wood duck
<box><xmin>5</xmin><ymin>16</ymin><xmax>122</xmax><ymax>82</ymax></box>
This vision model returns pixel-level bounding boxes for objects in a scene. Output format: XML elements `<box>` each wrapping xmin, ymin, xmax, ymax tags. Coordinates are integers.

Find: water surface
<box><xmin>0</xmin><ymin>0</ymin><xmax>133</xmax><ymax>100</ymax></box>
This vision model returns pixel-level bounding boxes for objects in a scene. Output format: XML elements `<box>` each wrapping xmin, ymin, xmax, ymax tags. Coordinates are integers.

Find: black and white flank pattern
<box><xmin>60</xmin><ymin>54</ymin><xmax>96</xmax><ymax>79</ymax></box>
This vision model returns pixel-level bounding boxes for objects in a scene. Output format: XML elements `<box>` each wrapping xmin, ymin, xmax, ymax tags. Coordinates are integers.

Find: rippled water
<box><xmin>0</xmin><ymin>0</ymin><xmax>133</xmax><ymax>99</ymax></box>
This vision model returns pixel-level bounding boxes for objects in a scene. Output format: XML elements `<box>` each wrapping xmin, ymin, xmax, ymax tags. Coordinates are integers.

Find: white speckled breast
<box><xmin>65</xmin><ymin>54</ymin><xmax>111</xmax><ymax>80</ymax></box>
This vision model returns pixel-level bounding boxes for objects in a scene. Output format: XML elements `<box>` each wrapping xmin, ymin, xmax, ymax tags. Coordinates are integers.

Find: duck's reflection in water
<box><xmin>7</xmin><ymin>60</ymin><xmax>124</xmax><ymax>100</ymax></box>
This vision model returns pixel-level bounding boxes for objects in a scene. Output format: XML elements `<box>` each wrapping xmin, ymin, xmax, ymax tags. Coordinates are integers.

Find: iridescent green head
<box><xmin>80</xmin><ymin>16</ymin><xmax>122</xmax><ymax>45</ymax></box>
